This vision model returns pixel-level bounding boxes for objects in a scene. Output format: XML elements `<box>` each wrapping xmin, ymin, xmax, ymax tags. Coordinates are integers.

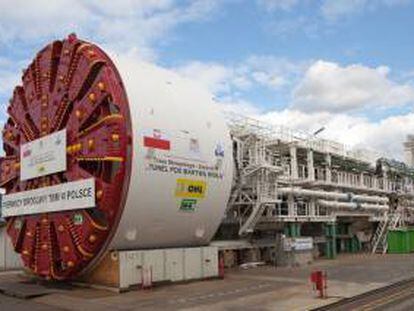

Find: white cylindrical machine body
<box><xmin>110</xmin><ymin>57</ymin><xmax>233</xmax><ymax>250</ymax></box>
<box><xmin>1</xmin><ymin>36</ymin><xmax>233</xmax><ymax>280</ymax></box>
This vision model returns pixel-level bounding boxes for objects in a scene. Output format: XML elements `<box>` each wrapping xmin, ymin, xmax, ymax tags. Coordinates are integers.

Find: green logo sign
<box><xmin>180</xmin><ymin>199</ymin><xmax>197</xmax><ymax>212</ymax></box>
<box><xmin>73</xmin><ymin>213</ymin><xmax>83</xmax><ymax>225</ymax></box>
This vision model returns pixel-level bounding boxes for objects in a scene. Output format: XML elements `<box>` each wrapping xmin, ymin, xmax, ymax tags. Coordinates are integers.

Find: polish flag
<box><xmin>143</xmin><ymin>129</ymin><xmax>171</xmax><ymax>150</ymax></box>
<box><xmin>23</xmin><ymin>149</ymin><xmax>31</xmax><ymax>158</ymax></box>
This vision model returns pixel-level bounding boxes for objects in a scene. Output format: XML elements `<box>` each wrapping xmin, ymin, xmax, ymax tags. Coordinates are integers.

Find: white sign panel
<box><xmin>283</xmin><ymin>237</ymin><xmax>314</xmax><ymax>251</ymax></box>
<box><xmin>1</xmin><ymin>179</ymin><xmax>95</xmax><ymax>217</ymax></box>
<box><xmin>283</xmin><ymin>238</ymin><xmax>293</xmax><ymax>251</ymax></box>
<box><xmin>292</xmin><ymin>237</ymin><xmax>313</xmax><ymax>251</ymax></box>
<box><xmin>20</xmin><ymin>129</ymin><xmax>67</xmax><ymax>181</ymax></box>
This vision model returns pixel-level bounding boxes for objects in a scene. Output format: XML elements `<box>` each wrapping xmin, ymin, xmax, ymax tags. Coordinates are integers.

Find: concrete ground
<box><xmin>2</xmin><ymin>253</ymin><xmax>414</xmax><ymax>310</ymax></box>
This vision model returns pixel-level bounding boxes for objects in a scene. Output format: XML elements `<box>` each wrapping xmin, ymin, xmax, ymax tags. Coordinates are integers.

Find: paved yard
<box><xmin>1</xmin><ymin>253</ymin><xmax>414</xmax><ymax>310</ymax></box>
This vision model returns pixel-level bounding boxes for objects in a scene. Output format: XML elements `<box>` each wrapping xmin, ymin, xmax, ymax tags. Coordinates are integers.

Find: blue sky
<box><xmin>1</xmin><ymin>0</ymin><xmax>414</xmax><ymax>159</ymax></box>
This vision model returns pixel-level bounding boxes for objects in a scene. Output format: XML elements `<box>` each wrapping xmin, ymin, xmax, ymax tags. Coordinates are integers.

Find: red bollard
<box><xmin>141</xmin><ymin>266</ymin><xmax>153</xmax><ymax>290</ymax></box>
<box><xmin>310</xmin><ymin>270</ymin><xmax>327</xmax><ymax>298</ymax></box>
<box><xmin>218</xmin><ymin>255</ymin><xmax>225</xmax><ymax>279</ymax></box>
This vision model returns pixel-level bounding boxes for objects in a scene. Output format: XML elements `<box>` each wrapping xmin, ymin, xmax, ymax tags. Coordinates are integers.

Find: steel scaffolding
<box><xmin>225</xmin><ymin>112</ymin><xmax>414</xmax><ymax>243</ymax></box>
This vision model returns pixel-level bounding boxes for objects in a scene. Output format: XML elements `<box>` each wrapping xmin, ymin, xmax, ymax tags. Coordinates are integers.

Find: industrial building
<box><xmin>213</xmin><ymin>113</ymin><xmax>414</xmax><ymax>266</ymax></box>
<box><xmin>404</xmin><ymin>135</ymin><xmax>414</xmax><ymax>167</ymax></box>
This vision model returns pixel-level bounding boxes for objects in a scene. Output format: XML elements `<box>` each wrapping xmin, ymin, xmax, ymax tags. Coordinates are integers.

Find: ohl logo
<box><xmin>175</xmin><ymin>178</ymin><xmax>207</xmax><ymax>198</ymax></box>
<box><xmin>188</xmin><ymin>185</ymin><xmax>203</xmax><ymax>194</ymax></box>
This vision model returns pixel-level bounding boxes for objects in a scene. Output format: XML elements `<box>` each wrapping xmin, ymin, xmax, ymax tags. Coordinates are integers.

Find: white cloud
<box><xmin>220</xmin><ymin>99</ymin><xmax>263</xmax><ymax>117</ymax></box>
<box><xmin>0</xmin><ymin>0</ymin><xmax>221</xmax><ymax>112</ymax></box>
<box><xmin>251</xmin><ymin>71</ymin><xmax>286</xmax><ymax>88</ymax></box>
<box><xmin>1</xmin><ymin>41</ymin><xmax>412</xmax><ymax>160</ymax></box>
<box><xmin>258</xmin><ymin>0</ymin><xmax>411</xmax><ymax>37</ymax></box>
<box><xmin>0</xmin><ymin>69</ymin><xmax>19</xmax><ymax>123</ymax></box>
<box><xmin>84</xmin><ymin>0</ymin><xmax>174</xmax><ymax>16</ymax></box>
<box><xmin>0</xmin><ymin>0</ymin><xmax>220</xmax><ymax>60</ymax></box>
<box><xmin>0</xmin><ymin>57</ymin><xmax>27</xmax><ymax>105</ymax></box>
<box><xmin>175</xmin><ymin>57</ymin><xmax>414</xmax><ymax>159</ymax></box>
<box><xmin>0</xmin><ymin>0</ymin><xmax>412</xmax><ymax>161</ymax></box>
<box><xmin>246</xmin><ymin>56</ymin><xmax>305</xmax><ymax>88</ymax></box>
<box><xmin>256</xmin><ymin>108</ymin><xmax>414</xmax><ymax>160</ymax></box>
<box><xmin>292</xmin><ymin>60</ymin><xmax>414</xmax><ymax>113</ymax></box>
<box><xmin>257</xmin><ymin>0</ymin><xmax>299</xmax><ymax>11</ymax></box>
<box><xmin>321</xmin><ymin>0</ymin><xmax>368</xmax><ymax>20</ymax></box>
<box><xmin>218</xmin><ymin>96</ymin><xmax>414</xmax><ymax>160</ymax></box>
<box><xmin>0</xmin><ymin>1</ymin><xmax>89</xmax><ymax>43</ymax></box>
<box><xmin>0</xmin><ymin>71</ymin><xmax>19</xmax><ymax>98</ymax></box>
<box><xmin>175</xmin><ymin>56</ymin><xmax>303</xmax><ymax>97</ymax></box>
<box><xmin>321</xmin><ymin>0</ymin><xmax>411</xmax><ymax>21</ymax></box>
<box><xmin>176</xmin><ymin>61</ymin><xmax>244</xmax><ymax>94</ymax></box>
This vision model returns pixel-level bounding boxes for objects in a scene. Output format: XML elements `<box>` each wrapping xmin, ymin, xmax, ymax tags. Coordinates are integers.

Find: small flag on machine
<box><xmin>143</xmin><ymin>129</ymin><xmax>171</xmax><ymax>151</ymax></box>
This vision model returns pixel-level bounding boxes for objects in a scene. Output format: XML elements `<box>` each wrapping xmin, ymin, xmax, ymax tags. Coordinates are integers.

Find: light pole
<box><xmin>313</xmin><ymin>126</ymin><xmax>326</xmax><ymax>137</ymax></box>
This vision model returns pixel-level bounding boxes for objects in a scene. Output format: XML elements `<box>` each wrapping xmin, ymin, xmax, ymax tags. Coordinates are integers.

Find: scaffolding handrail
<box><xmin>224</xmin><ymin>111</ymin><xmax>381</xmax><ymax>164</ymax></box>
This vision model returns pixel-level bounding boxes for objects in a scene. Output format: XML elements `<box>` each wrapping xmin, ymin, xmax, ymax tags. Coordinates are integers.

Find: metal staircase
<box><xmin>228</xmin><ymin>132</ymin><xmax>283</xmax><ymax>236</ymax></box>
<box><xmin>371</xmin><ymin>212</ymin><xmax>401</xmax><ymax>254</ymax></box>
<box><xmin>238</xmin><ymin>176</ymin><xmax>279</xmax><ymax>236</ymax></box>
<box><xmin>238</xmin><ymin>202</ymin><xmax>267</xmax><ymax>235</ymax></box>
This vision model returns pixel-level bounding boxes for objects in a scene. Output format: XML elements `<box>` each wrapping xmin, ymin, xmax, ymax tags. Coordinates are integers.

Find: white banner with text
<box><xmin>1</xmin><ymin>178</ymin><xmax>95</xmax><ymax>217</ymax></box>
<box><xmin>20</xmin><ymin>129</ymin><xmax>67</xmax><ymax>181</ymax></box>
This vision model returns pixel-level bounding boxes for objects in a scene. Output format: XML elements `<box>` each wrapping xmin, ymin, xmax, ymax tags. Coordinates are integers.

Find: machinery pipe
<box><xmin>277</xmin><ymin>187</ymin><xmax>388</xmax><ymax>204</ymax></box>
<box><xmin>317</xmin><ymin>199</ymin><xmax>389</xmax><ymax>211</ymax></box>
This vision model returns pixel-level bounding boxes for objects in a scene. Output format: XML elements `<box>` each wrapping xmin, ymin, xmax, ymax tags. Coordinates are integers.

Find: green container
<box><xmin>387</xmin><ymin>229</ymin><xmax>410</xmax><ymax>253</ymax></box>
<box><xmin>350</xmin><ymin>236</ymin><xmax>361</xmax><ymax>253</ymax></box>
<box><xmin>408</xmin><ymin>228</ymin><xmax>414</xmax><ymax>252</ymax></box>
<box><xmin>284</xmin><ymin>223</ymin><xmax>301</xmax><ymax>237</ymax></box>
<box><xmin>324</xmin><ymin>223</ymin><xmax>337</xmax><ymax>259</ymax></box>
